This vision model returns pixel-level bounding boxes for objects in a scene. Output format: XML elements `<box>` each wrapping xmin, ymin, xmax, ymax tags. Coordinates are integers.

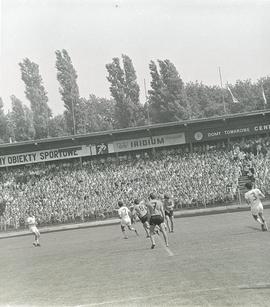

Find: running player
<box><xmin>118</xmin><ymin>201</ymin><xmax>138</xmax><ymax>239</ymax></box>
<box><xmin>132</xmin><ymin>199</ymin><xmax>150</xmax><ymax>237</ymax></box>
<box><xmin>244</xmin><ymin>182</ymin><xmax>268</xmax><ymax>231</ymax></box>
<box><xmin>163</xmin><ymin>194</ymin><xmax>174</xmax><ymax>233</ymax></box>
<box><xmin>147</xmin><ymin>193</ymin><xmax>168</xmax><ymax>249</ymax></box>
<box><xmin>26</xmin><ymin>211</ymin><xmax>41</xmax><ymax>247</ymax></box>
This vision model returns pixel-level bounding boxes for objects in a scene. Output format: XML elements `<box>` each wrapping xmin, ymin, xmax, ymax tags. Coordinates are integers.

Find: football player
<box><xmin>26</xmin><ymin>211</ymin><xmax>41</xmax><ymax>247</ymax></box>
<box><xmin>245</xmin><ymin>182</ymin><xmax>268</xmax><ymax>231</ymax></box>
<box><xmin>118</xmin><ymin>201</ymin><xmax>138</xmax><ymax>239</ymax></box>
<box><xmin>132</xmin><ymin>199</ymin><xmax>150</xmax><ymax>237</ymax></box>
<box><xmin>147</xmin><ymin>193</ymin><xmax>168</xmax><ymax>249</ymax></box>
<box><xmin>163</xmin><ymin>194</ymin><xmax>175</xmax><ymax>233</ymax></box>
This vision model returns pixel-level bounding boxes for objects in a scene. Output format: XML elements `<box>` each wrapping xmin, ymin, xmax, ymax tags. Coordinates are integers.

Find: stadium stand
<box><xmin>1</xmin><ymin>111</ymin><xmax>270</xmax><ymax>231</ymax></box>
<box><xmin>0</xmin><ymin>148</ymin><xmax>250</xmax><ymax>229</ymax></box>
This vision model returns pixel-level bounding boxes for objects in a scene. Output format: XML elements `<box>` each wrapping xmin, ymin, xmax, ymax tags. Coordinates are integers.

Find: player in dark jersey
<box><xmin>147</xmin><ymin>193</ymin><xmax>168</xmax><ymax>249</ymax></box>
<box><xmin>132</xmin><ymin>199</ymin><xmax>150</xmax><ymax>237</ymax></box>
<box><xmin>163</xmin><ymin>194</ymin><xmax>174</xmax><ymax>233</ymax></box>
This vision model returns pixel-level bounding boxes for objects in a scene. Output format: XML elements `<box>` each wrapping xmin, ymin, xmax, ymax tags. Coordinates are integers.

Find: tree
<box><xmin>10</xmin><ymin>95</ymin><xmax>35</xmax><ymax>141</ymax></box>
<box><xmin>203</xmin><ymin>85</ymin><xmax>224</xmax><ymax>117</ymax></box>
<box><xmin>55</xmin><ymin>49</ymin><xmax>81</xmax><ymax>135</ymax></box>
<box><xmin>259</xmin><ymin>76</ymin><xmax>270</xmax><ymax>109</ymax></box>
<box><xmin>78</xmin><ymin>95</ymin><xmax>115</xmax><ymax>133</ymax></box>
<box><xmin>5</xmin><ymin>111</ymin><xmax>15</xmax><ymax>143</ymax></box>
<box><xmin>106</xmin><ymin>55</ymin><xmax>144</xmax><ymax>128</ymax></box>
<box><xmin>148</xmin><ymin>61</ymin><xmax>164</xmax><ymax>122</ymax></box>
<box><xmin>185</xmin><ymin>82</ymin><xmax>224</xmax><ymax>119</ymax></box>
<box><xmin>184</xmin><ymin>81</ymin><xmax>202</xmax><ymax>119</ymax></box>
<box><xmin>225</xmin><ymin>79</ymin><xmax>266</xmax><ymax>114</ymax></box>
<box><xmin>0</xmin><ymin>98</ymin><xmax>7</xmax><ymax>143</ymax></box>
<box><xmin>48</xmin><ymin>114</ymin><xmax>68</xmax><ymax>137</ymax></box>
<box><xmin>148</xmin><ymin>59</ymin><xmax>189</xmax><ymax>123</ymax></box>
<box><xmin>24</xmin><ymin>105</ymin><xmax>36</xmax><ymax>139</ymax></box>
<box><xmin>19</xmin><ymin>58</ymin><xmax>51</xmax><ymax>139</ymax></box>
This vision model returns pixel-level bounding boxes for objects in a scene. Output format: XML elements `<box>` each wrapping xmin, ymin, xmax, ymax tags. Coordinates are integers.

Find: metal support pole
<box><xmin>71</xmin><ymin>98</ymin><xmax>76</xmax><ymax>135</ymax></box>
<box><xmin>218</xmin><ymin>67</ymin><xmax>227</xmax><ymax>114</ymax></box>
<box><xmin>144</xmin><ymin>79</ymin><xmax>150</xmax><ymax>125</ymax></box>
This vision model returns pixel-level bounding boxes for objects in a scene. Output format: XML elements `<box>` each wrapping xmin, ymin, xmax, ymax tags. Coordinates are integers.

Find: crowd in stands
<box><xmin>0</xmin><ymin>134</ymin><xmax>270</xmax><ymax>231</ymax></box>
<box><xmin>230</xmin><ymin>135</ymin><xmax>270</xmax><ymax>194</ymax></box>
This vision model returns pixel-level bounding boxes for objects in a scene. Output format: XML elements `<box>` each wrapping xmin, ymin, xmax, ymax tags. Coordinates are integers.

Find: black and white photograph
<box><xmin>0</xmin><ymin>0</ymin><xmax>270</xmax><ymax>306</ymax></box>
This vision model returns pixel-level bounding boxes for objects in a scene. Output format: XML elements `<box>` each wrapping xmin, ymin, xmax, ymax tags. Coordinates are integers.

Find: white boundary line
<box><xmin>164</xmin><ymin>246</ymin><xmax>174</xmax><ymax>256</ymax></box>
<box><xmin>75</xmin><ymin>283</ymin><xmax>270</xmax><ymax>307</ymax></box>
<box><xmin>155</xmin><ymin>235</ymin><xmax>174</xmax><ymax>256</ymax></box>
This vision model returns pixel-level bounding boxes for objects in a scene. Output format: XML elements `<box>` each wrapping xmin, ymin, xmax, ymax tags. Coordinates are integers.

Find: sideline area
<box><xmin>1</xmin><ymin>201</ymin><xmax>270</xmax><ymax>240</ymax></box>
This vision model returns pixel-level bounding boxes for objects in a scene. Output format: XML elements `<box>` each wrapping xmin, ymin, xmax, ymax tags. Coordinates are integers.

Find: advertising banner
<box><xmin>111</xmin><ymin>133</ymin><xmax>186</xmax><ymax>153</ymax></box>
<box><xmin>90</xmin><ymin>143</ymin><xmax>109</xmax><ymax>155</ymax></box>
<box><xmin>190</xmin><ymin>122</ymin><xmax>270</xmax><ymax>142</ymax></box>
<box><xmin>95</xmin><ymin>143</ymin><xmax>109</xmax><ymax>155</ymax></box>
<box><xmin>0</xmin><ymin>145</ymin><xmax>91</xmax><ymax>168</ymax></box>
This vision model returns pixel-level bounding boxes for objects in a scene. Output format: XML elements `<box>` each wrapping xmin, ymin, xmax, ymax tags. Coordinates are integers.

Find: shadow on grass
<box><xmin>230</xmin><ymin>226</ymin><xmax>261</xmax><ymax>236</ymax></box>
<box><xmin>246</xmin><ymin>226</ymin><xmax>262</xmax><ymax>232</ymax></box>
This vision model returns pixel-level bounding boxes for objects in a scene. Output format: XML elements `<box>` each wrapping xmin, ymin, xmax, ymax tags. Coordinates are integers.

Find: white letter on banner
<box><xmin>0</xmin><ymin>157</ymin><xmax>5</xmax><ymax>166</ymax></box>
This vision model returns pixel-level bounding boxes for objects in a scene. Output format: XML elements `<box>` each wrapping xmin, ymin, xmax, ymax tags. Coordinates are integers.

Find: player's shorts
<box><xmin>149</xmin><ymin>215</ymin><xmax>164</xmax><ymax>226</ymax></box>
<box><xmin>251</xmin><ymin>204</ymin><xmax>263</xmax><ymax>216</ymax></box>
<box><xmin>29</xmin><ymin>226</ymin><xmax>39</xmax><ymax>235</ymax></box>
<box><xmin>139</xmin><ymin>214</ymin><xmax>148</xmax><ymax>224</ymax></box>
<box><xmin>121</xmin><ymin>217</ymin><xmax>132</xmax><ymax>227</ymax></box>
<box><xmin>165</xmin><ymin>210</ymin><xmax>174</xmax><ymax>218</ymax></box>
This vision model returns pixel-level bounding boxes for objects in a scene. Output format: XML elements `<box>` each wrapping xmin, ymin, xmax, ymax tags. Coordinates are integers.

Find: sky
<box><xmin>0</xmin><ymin>0</ymin><xmax>270</xmax><ymax>115</ymax></box>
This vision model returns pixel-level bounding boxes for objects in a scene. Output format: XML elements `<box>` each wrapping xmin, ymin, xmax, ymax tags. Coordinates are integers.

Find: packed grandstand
<box><xmin>0</xmin><ymin>111</ymin><xmax>270</xmax><ymax>231</ymax></box>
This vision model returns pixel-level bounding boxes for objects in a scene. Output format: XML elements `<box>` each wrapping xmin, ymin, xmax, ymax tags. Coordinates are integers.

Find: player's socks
<box><xmin>264</xmin><ymin>222</ymin><xmax>268</xmax><ymax>230</ymax></box>
<box><xmin>33</xmin><ymin>242</ymin><xmax>37</xmax><ymax>247</ymax></box>
<box><xmin>151</xmin><ymin>243</ymin><xmax>155</xmax><ymax>249</ymax></box>
<box><xmin>256</xmin><ymin>218</ymin><xmax>263</xmax><ymax>226</ymax></box>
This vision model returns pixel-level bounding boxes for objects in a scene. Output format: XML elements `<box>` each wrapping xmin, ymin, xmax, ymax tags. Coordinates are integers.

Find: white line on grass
<box><xmin>156</xmin><ymin>235</ymin><xmax>174</xmax><ymax>256</ymax></box>
<box><xmin>164</xmin><ymin>246</ymin><xmax>174</xmax><ymax>256</ymax></box>
<box><xmin>75</xmin><ymin>283</ymin><xmax>270</xmax><ymax>307</ymax></box>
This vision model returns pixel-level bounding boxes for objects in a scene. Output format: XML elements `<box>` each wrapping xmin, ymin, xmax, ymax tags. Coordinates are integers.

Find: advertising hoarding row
<box><xmin>0</xmin><ymin>133</ymin><xmax>186</xmax><ymax>167</ymax></box>
<box><xmin>111</xmin><ymin>133</ymin><xmax>186</xmax><ymax>153</ymax></box>
<box><xmin>1</xmin><ymin>118</ymin><xmax>269</xmax><ymax>167</ymax></box>
<box><xmin>190</xmin><ymin>122</ymin><xmax>270</xmax><ymax>142</ymax></box>
<box><xmin>0</xmin><ymin>146</ymin><xmax>91</xmax><ymax>168</ymax></box>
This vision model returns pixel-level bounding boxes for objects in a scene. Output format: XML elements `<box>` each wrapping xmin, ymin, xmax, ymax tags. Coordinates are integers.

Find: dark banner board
<box><xmin>189</xmin><ymin>122</ymin><xmax>270</xmax><ymax>142</ymax></box>
<box><xmin>95</xmin><ymin>143</ymin><xmax>109</xmax><ymax>155</ymax></box>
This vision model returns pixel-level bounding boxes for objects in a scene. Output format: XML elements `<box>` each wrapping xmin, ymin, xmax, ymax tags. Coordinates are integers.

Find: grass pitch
<box><xmin>1</xmin><ymin>209</ymin><xmax>270</xmax><ymax>306</ymax></box>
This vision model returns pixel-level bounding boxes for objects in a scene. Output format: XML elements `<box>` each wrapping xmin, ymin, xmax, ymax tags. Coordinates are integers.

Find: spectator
<box><xmin>0</xmin><ymin>148</ymin><xmax>241</xmax><ymax>230</ymax></box>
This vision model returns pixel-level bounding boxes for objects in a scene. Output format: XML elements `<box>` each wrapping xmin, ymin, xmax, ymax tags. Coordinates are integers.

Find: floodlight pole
<box><xmin>144</xmin><ymin>78</ymin><xmax>150</xmax><ymax>125</ymax></box>
<box><xmin>71</xmin><ymin>98</ymin><xmax>76</xmax><ymax>135</ymax></box>
<box><xmin>218</xmin><ymin>67</ymin><xmax>227</xmax><ymax>114</ymax></box>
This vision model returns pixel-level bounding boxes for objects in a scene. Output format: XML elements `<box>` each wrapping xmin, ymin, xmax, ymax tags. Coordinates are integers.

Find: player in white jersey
<box><xmin>163</xmin><ymin>194</ymin><xmax>175</xmax><ymax>233</ymax></box>
<box><xmin>26</xmin><ymin>211</ymin><xmax>41</xmax><ymax>247</ymax></box>
<box><xmin>118</xmin><ymin>201</ymin><xmax>138</xmax><ymax>239</ymax></box>
<box><xmin>244</xmin><ymin>182</ymin><xmax>268</xmax><ymax>231</ymax></box>
<box><xmin>132</xmin><ymin>199</ymin><xmax>150</xmax><ymax>237</ymax></box>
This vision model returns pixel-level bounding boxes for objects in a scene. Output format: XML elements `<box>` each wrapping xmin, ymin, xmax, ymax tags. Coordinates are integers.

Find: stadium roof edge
<box><xmin>0</xmin><ymin>109</ymin><xmax>269</xmax><ymax>148</ymax></box>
